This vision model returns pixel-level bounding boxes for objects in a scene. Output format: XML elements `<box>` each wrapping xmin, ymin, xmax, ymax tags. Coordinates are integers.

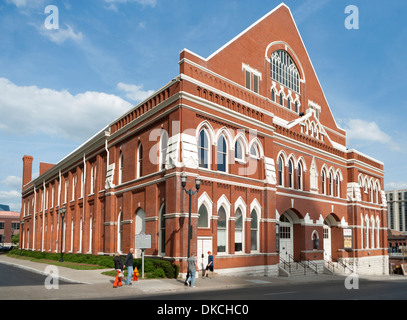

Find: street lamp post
<box><xmin>57</xmin><ymin>206</ymin><xmax>66</xmax><ymax>262</ymax></box>
<box><xmin>181</xmin><ymin>173</ymin><xmax>201</xmax><ymax>260</ymax></box>
<box><xmin>20</xmin><ymin>220</ymin><xmax>24</xmax><ymax>256</ymax></box>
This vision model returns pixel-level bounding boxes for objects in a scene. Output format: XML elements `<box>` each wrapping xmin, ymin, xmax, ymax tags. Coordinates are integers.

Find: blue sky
<box><xmin>1</xmin><ymin>0</ymin><xmax>406</xmax><ymax>211</ymax></box>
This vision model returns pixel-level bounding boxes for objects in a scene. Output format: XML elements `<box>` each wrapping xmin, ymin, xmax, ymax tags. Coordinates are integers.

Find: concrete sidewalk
<box><xmin>0</xmin><ymin>254</ymin><xmax>405</xmax><ymax>300</ymax></box>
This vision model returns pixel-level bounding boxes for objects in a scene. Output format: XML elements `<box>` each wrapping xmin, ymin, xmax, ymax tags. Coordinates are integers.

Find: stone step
<box><xmin>279</xmin><ymin>262</ymin><xmax>318</xmax><ymax>277</ymax></box>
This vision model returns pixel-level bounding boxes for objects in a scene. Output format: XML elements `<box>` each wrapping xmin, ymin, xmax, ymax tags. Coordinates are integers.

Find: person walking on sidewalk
<box><xmin>203</xmin><ymin>251</ymin><xmax>214</xmax><ymax>279</ymax></box>
<box><xmin>124</xmin><ymin>248</ymin><xmax>134</xmax><ymax>285</ymax></box>
<box><xmin>186</xmin><ymin>252</ymin><xmax>198</xmax><ymax>288</ymax></box>
<box><xmin>113</xmin><ymin>253</ymin><xmax>124</xmax><ymax>288</ymax></box>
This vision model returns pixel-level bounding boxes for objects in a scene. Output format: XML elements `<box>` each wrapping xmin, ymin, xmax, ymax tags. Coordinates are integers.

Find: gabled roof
<box><xmin>181</xmin><ymin>2</ymin><xmax>346</xmax><ymax>145</ymax></box>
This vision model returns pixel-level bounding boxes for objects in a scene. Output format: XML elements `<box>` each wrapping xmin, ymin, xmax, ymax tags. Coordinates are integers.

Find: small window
<box><xmin>271</xmin><ymin>89</ymin><xmax>275</xmax><ymax>102</ymax></box>
<box><xmin>245</xmin><ymin>70</ymin><xmax>251</xmax><ymax>90</ymax></box>
<box><xmin>287</xmin><ymin>98</ymin><xmax>291</xmax><ymax>110</ymax></box>
<box><xmin>253</xmin><ymin>74</ymin><xmax>259</xmax><ymax>93</ymax></box>
<box><xmin>235</xmin><ymin>140</ymin><xmax>244</xmax><ymax>161</ymax></box>
<box><xmin>280</xmin><ymin>93</ymin><xmax>284</xmax><ymax>106</ymax></box>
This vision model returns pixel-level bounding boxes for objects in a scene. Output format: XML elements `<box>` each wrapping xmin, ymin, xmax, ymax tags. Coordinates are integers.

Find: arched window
<box><xmin>270</xmin><ymin>50</ymin><xmax>300</xmax><ymax>93</ymax></box>
<box><xmin>336</xmin><ymin>174</ymin><xmax>341</xmax><ymax>198</ymax></box>
<box><xmin>217</xmin><ymin>135</ymin><xmax>227</xmax><ymax>172</ymax></box>
<box><xmin>279</xmin><ymin>92</ymin><xmax>284</xmax><ymax>106</ymax></box>
<box><xmin>278</xmin><ymin>156</ymin><xmax>284</xmax><ymax>186</ymax></box>
<box><xmin>234</xmin><ymin>208</ymin><xmax>243</xmax><ymax>252</ymax></box>
<box><xmin>159</xmin><ymin>204</ymin><xmax>166</xmax><ymax>255</ymax></box>
<box><xmin>250</xmin><ymin>143</ymin><xmax>259</xmax><ymax>158</ymax></box>
<box><xmin>250</xmin><ymin>209</ymin><xmax>258</xmax><ymax>251</ymax></box>
<box><xmin>118</xmin><ymin>152</ymin><xmax>123</xmax><ymax>184</ymax></box>
<box><xmin>287</xmin><ymin>97</ymin><xmax>291</xmax><ymax>110</ymax></box>
<box><xmin>235</xmin><ymin>139</ymin><xmax>244</xmax><ymax>161</ymax></box>
<box><xmin>160</xmin><ymin>130</ymin><xmax>168</xmax><ymax>170</ymax></box>
<box><xmin>198</xmin><ymin>204</ymin><xmax>209</xmax><ymax>228</ymax></box>
<box><xmin>198</xmin><ymin>129</ymin><xmax>209</xmax><ymax>169</ymax></box>
<box><xmin>137</xmin><ymin>143</ymin><xmax>143</xmax><ymax>178</ymax></box>
<box><xmin>271</xmin><ymin>89</ymin><xmax>276</xmax><ymax>102</ymax></box>
<box><xmin>288</xmin><ymin>159</ymin><xmax>294</xmax><ymax>188</ymax></box>
<box><xmin>321</xmin><ymin>170</ymin><xmax>326</xmax><ymax>195</ymax></box>
<box><xmin>328</xmin><ymin>172</ymin><xmax>333</xmax><ymax>196</ymax></box>
<box><xmin>217</xmin><ymin>206</ymin><xmax>227</xmax><ymax>253</ymax></box>
<box><xmin>297</xmin><ymin>162</ymin><xmax>303</xmax><ymax>190</ymax></box>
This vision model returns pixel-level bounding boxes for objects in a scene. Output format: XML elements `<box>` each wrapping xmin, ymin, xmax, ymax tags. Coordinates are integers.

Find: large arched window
<box><xmin>270</xmin><ymin>50</ymin><xmax>300</xmax><ymax>94</ymax></box>
<box><xmin>159</xmin><ymin>204</ymin><xmax>166</xmax><ymax>255</ymax></box>
<box><xmin>198</xmin><ymin>129</ymin><xmax>209</xmax><ymax>169</ymax></box>
<box><xmin>217</xmin><ymin>135</ymin><xmax>227</xmax><ymax>172</ymax></box>
<box><xmin>198</xmin><ymin>204</ymin><xmax>209</xmax><ymax>228</ymax></box>
<box><xmin>217</xmin><ymin>206</ymin><xmax>227</xmax><ymax>253</ymax></box>
<box><xmin>234</xmin><ymin>208</ymin><xmax>243</xmax><ymax>253</ymax></box>
<box><xmin>118</xmin><ymin>152</ymin><xmax>123</xmax><ymax>184</ymax></box>
<box><xmin>288</xmin><ymin>159</ymin><xmax>294</xmax><ymax>188</ymax></box>
<box><xmin>278</xmin><ymin>156</ymin><xmax>284</xmax><ymax>186</ymax></box>
<box><xmin>250</xmin><ymin>209</ymin><xmax>258</xmax><ymax>252</ymax></box>
<box><xmin>137</xmin><ymin>143</ymin><xmax>143</xmax><ymax>178</ymax></box>
<box><xmin>160</xmin><ymin>130</ymin><xmax>168</xmax><ymax>170</ymax></box>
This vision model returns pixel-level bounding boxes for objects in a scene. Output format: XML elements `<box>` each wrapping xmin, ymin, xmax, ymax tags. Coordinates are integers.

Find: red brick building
<box><xmin>20</xmin><ymin>3</ymin><xmax>388</xmax><ymax>275</ymax></box>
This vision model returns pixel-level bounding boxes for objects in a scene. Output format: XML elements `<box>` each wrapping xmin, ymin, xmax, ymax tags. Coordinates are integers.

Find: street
<box><xmin>136</xmin><ymin>277</ymin><xmax>407</xmax><ymax>300</ymax></box>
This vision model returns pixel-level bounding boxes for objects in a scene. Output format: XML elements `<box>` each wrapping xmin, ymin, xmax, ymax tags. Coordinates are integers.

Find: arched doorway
<box><xmin>279</xmin><ymin>212</ymin><xmax>293</xmax><ymax>262</ymax></box>
<box><xmin>323</xmin><ymin>213</ymin><xmax>341</xmax><ymax>261</ymax></box>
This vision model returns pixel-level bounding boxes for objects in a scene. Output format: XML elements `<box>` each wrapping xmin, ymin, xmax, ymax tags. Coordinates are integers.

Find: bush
<box><xmin>7</xmin><ymin>250</ymin><xmax>179</xmax><ymax>277</ymax></box>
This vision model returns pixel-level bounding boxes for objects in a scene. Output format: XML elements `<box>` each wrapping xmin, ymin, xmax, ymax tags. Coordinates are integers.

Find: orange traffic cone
<box><xmin>113</xmin><ymin>270</ymin><xmax>123</xmax><ymax>288</ymax></box>
<box><xmin>133</xmin><ymin>267</ymin><xmax>139</xmax><ymax>281</ymax></box>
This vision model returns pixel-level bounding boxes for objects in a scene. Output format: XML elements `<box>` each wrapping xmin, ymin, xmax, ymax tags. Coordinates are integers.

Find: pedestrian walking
<box><xmin>203</xmin><ymin>251</ymin><xmax>214</xmax><ymax>278</ymax></box>
<box><xmin>124</xmin><ymin>248</ymin><xmax>134</xmax><ymax>285</ymax></box>
<box><xmin>186</xmin><ymin>252</ymin><xmax>198</xmax><ymax>288</ymax></box>
<box><xmin>113</xmin><ymin>253</ymin><xmax>124</xmax><ymax>288</ymax></box>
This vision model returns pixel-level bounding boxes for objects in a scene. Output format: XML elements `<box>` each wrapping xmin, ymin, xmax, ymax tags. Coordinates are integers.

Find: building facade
<box><xmin>386</xmin><ymin>189</ymin><xmax>407</xmax><ymax>232</ymax></box>
<box><xmin>0</xmin><ymin>210</ymin><xmax>20</xmax><ymax>246</ymax></box>
<box><xmin>20</xmin><ymin>4</ymin><xmax>388</xmax><ymax>275</ymax></box>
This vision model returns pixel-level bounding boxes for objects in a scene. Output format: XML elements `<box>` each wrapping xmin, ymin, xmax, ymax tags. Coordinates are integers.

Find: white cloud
<box><xmin>385</xmin><ymin>181</ymin><xmax>407</xmax><ymax>191</ymax></box>
<box><xmin>0</xmin><ymin>77</ymin><xmax>132</xmax><ymax>142</ymax></box>
<box><xmin>104</xmin><ymin>0</ymin><xmax>157</xmax><ymax>8</ymax></box>
<box><xmin>2</xmin><ymin>176</ymin><xmax>22</xmax><ymax>190</ymax></box>
<box><xmin>6</xmin><ymin>0</ymin><xmax>45</xmax><ymax>8</ymax></box>
<box><xmin>117</xmin><ymin>82</ymin><xmax>154</xmax><ymax>102</ymax></box>
<box><xmin>0</xmin><ymin>190</ymin><xmax>21</xmax><ymax>200</ymax></box>
<box><xmin>39</xmin><ymin>24</ymin><xmax>84</xmax><ymax>45</ymax></box>
<box><xmin>342</xmin><ymin>118</ymin><xmax>401</xmax><ymax>152</ymax></box>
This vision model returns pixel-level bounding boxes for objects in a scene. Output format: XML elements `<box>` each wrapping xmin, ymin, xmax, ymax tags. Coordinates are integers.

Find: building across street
<box><xmin>20</xmin><ymin>3</ymin><xmax>388</xmax><ymax>276</ymax></box>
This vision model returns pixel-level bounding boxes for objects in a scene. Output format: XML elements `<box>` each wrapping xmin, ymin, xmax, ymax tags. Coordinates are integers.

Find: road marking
<box><xmin>264</xmin><ymin>291</ymin><xmax>297</xmax><ymax>296</ymax></box>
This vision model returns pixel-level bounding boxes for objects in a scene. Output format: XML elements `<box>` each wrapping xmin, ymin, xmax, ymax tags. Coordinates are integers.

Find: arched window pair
<box><xmin>321</xmin><ymin>168</ymin><xmax>341</xmax><ymax>197</ymax></box>
<box><xmin>198</xmin><ymin>127</ymin><xmax>262</xmax><ymax>173</ymax></box>
<box><xmin>118</xmin><ymin>143</ymin><xmax>143</xmax><ymax>185</ymax></box>
<box><xmin>277</xmin><ymin>155</ymin><xmax>304</xmax><ymax>190</ymax></box>
<box><xmin>217</xmin><ymin>203</ymin><xmax>259</xmax><ymax>254</ymax></box>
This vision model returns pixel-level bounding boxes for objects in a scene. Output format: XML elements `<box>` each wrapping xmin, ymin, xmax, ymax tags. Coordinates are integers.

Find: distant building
<box><xmin>0</xmin><ymin>204</ymin><xmax>10</xmax><ymax>211</ymax></box>
<box><xmin>386</xmin><ymin>189</ymin><xmax>407</xmax><ymax>232</ymax></box>
<box><xmin>0</xmin><ymin>210</ymin><xmax>20</xmax><ymax>246</ymax></box>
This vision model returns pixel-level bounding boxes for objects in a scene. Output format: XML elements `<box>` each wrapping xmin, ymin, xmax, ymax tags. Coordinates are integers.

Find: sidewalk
<box><xmin>0</xmin><ymin>254</ymin><xmax>405</xmax><ymax>300</ymax></box>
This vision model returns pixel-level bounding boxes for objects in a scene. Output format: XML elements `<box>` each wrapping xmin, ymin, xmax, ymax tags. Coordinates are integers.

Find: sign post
<box><xmin>343</xmin><ymin>228</ymin><xmax>353</xmax><ymax>251</ymax></box>
<box><xmin>135</xmin><ymin>233</ymin><xmax>151</xmax><ymax>279</ymax></box>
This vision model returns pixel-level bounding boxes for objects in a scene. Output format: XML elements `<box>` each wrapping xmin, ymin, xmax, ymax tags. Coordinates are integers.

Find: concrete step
<box><xmin>279</xmin><ymin>262</ymin><xmax>318</xmax><ymax>277</ymax></box>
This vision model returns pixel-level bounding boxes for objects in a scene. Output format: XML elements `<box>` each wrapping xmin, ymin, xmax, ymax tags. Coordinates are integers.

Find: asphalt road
<box><xmin>137</xmin><ymin>277</ymin><xmax>407</xmax><ymax>300</ymax></box>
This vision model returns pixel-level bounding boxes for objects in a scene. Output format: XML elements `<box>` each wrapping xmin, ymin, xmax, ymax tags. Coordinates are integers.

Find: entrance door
<box><xmin>197</xmin><ymin>237</ymin><xmax>212</xmax><ymax>275</ymax></box>
<box><xmin>279</xmin><ymin>214</ymin><xmax>293</xmax><ymax>262</ymax></box>
<box><xmin>323</xmin><ymin>223</ymin><xmax>332</xmax><ymax>261</ymax></box>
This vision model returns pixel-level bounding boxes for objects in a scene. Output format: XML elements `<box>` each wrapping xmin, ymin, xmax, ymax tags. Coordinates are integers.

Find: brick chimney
<box><xmin>22</xmin><ymin>155</ymin><xmax>33</xmax><ymax>188</ymax></box>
